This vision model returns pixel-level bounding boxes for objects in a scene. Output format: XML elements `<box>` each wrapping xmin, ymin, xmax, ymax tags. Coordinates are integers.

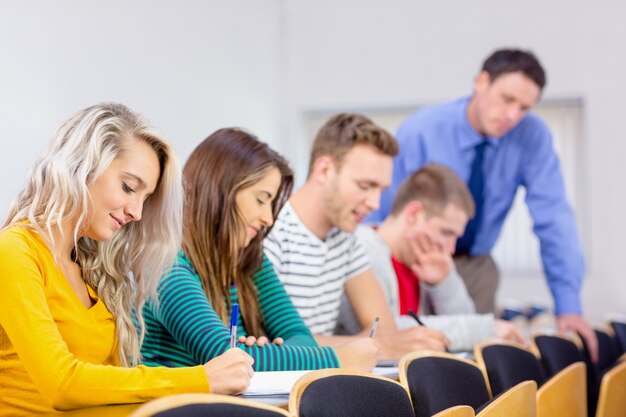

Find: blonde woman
<box><xmin>0</xmin><ymin>103</ymin><xmax>253</xmax><ymax>416</ymax></box>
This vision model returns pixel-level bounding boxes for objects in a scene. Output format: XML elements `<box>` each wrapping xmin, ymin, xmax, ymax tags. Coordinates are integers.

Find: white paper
<box><xmin>242</xmin><ymin>370</ymin><xmax>312</xmax><ymax>396</ymax></box>
<box><xmin>372</xmin><ymin>366</ymin><xmax>399</xmax><ymax>379</ymax></box>
<box><xmin>241</xmin><ymin>367</ymin><xmax>400</xmax><ymax>398</ymax></box>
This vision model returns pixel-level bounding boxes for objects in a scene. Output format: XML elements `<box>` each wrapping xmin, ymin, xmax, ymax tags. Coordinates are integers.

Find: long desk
<box><xmin>43</xmin><ymin>367</ymin><xmax>400</xmax><ymax>416</ymax></box>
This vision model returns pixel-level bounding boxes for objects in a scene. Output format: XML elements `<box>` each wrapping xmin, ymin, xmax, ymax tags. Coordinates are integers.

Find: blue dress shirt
<box><xmin>369</xmin><ymin>97</ymin><xmax>585</xmax><ymax>315</ymax></box>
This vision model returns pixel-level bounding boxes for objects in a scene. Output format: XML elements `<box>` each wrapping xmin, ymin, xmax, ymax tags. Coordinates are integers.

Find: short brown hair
<box><xmin>308</xmin><ymin>112</ymin><xmax>398</xmax><ymax>176</ymax></box>
<box><xmin>390</xmin><ymin>163</ymin><xmax>475</xmax><ymax>218</ymax></box>
<box><xmin>482</xmin><ymin>48</ymin><xmax>546</xmax><ymax>90</ymax></box>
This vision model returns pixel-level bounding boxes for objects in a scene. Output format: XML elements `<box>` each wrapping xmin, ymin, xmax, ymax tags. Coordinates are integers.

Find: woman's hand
<box><xmin>203</xmin><ymin>348</ymin><xmax>254</xmax><ymax>394</ymax></box>
<box><xmin>238</xmin><ymin>335</ymin><xmax>284</xmax><ymax>347</ymax></box>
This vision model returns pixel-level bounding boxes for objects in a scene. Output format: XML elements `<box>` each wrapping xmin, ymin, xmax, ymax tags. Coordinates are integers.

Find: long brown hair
<box><xmin>182</xmin><ymin>128</ymin><xmax>293</xmax><ymax>336</ymax></box>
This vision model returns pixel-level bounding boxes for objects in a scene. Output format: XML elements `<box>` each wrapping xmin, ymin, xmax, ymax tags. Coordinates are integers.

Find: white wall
<box><xmin>1</xmin><ymin>1</ymin><xmax>623</xmax><ymax>324</ymax></box>
<box><xmin>281</xmin><ymin>0</ymin><xmax>626</xmax><ymax>324</ymax></box>
<box><xmin>0</xmin><ymin>0</ymin><xmax>283</xmax><ymax>219</ymax></box>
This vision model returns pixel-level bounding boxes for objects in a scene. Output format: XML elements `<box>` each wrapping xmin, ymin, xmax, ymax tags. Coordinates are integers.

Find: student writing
<box><xmin>0</xmin><ymin>104</ymin><xmax>253</xmax><ymax>416</ymax></box>
<box><xmin>139</xmin><ymin>128</ymin><xmax>376</xmax><ymax>372</ymax></box>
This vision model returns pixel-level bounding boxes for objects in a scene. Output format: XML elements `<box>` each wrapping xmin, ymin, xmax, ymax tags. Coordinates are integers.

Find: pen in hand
<box><xmin>229</xmin><ymin>302</ymin><xmax>239</xmax><ymax>349</ymax></box>
<box><xmin>408</xmin><ymin>309</ymin><xmax>450</xmax><ymax>352</ymax></box>
<box><xmin>407</xmin><ymin>309</ymin><xmax>426</xmax><ymax>326</ymax></box>
<box><xmin>369</xmin><ymin>316</ymin><xmax>380</xmax><ymax>338</ymax></box>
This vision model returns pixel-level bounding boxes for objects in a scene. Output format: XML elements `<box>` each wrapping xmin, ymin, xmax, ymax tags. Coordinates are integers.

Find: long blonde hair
<box><xmin>3</xmin><ymin>103</ymin><xmax>183</xmax><ymax>366</ymax></box>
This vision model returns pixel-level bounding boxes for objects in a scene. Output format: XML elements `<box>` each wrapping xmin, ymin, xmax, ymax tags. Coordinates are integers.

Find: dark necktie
<box><xmin>455</xmin><ymin>139</ymin><xmax>488</xmax><ymax>255</ymax></box>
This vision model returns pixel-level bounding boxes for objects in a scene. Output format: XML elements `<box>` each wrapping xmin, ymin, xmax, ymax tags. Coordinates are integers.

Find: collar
<box><xmin>458</xmin><ymin>96</ymin><xmax>500</xmax><ymax>151</ymax></box>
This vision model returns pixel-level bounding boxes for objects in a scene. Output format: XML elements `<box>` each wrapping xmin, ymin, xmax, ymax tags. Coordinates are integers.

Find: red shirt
<box><xmin>391</xmin><ymin>256</ymin><xmax>420</xmax><ymax>315</ymax></box>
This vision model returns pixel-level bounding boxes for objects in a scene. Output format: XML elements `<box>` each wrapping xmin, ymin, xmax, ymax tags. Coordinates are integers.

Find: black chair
<box><xmin>399</xmin><ymin>351</ymin><xmax>491</xmax><ymax>417</ymax></box>
<box><xmin>580</xmin><ymin>329</ymin><xmax>621</xmax><ymax>417</ymax></box>
<box><xmin>289</xmin><ymin>369</ymin><xmax>415</xmax><ymax>417</ymax></box>
<box><xmin>532</xmin><ymin>333</ymin><xmax>585</xmax><ymax>377</ymax></box>
<box><xmin>475</xmin><ymin>340</ymin><xmax>547</xmax><ymax>397</ymax></box>
<box><xmin>129</xmin><ymin>393</ymin><xmax>290</xmax><ymax>417</ymax></box>
<box><xmin>609</xmin><ymin>321</ymin><xmax>626</xmax><ymax>355</ymax></box>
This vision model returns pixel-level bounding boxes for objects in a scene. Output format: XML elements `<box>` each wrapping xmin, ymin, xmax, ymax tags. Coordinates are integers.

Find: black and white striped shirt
<box><xmin>264</xmin><ymin>202</ymin><xmax>370</xmax><ymax>335</ymax></box>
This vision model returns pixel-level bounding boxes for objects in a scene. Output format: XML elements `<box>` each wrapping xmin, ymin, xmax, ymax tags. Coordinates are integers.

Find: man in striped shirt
<box><xmin>265</xmin><ymin>113</ymin><xmax>449</xmax><ymax>360</ymax></box>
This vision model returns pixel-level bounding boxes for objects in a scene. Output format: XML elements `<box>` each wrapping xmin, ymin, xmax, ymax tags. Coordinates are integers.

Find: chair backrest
<box><xmin>399</xmin><ymin>351</ymin><xmax>491</xmax><ymax>417</ymax></box>
<box><xmin>475</xmin><ymin>340</ymin><xmax>547</xmax><ymax>397</ymax></box>
<box><xmin>129</xmin><ymin>393</ymin><xmax>290</xmax><ymax>417</ymax></box>
<box><xmin>581</xmin><ymin>329</ymin><xmax>620</xmax><ymax>375</ymax></box>
<box><xmin>289</xmin><ymin>369</ymin><xmax>415</xmax><ymax>417</ymax></box>
<box><xmin>595</xmin><ymin>360</ymin><xmax>626</xmax><ymax>417</ymax></box>
<box><xmin>609</xmin><ymin>321</ymin><xmax>626</xmax><ymax>354</ymax></box>
<box><xmin>432</xmin><ymin>405</ymin><xmax>475</xmax><ymax>417</ymax></box>
<box><xmin>476</xmin><ymin>381</ymin><xmax>537</xmax><ymax>417</ymax></box>
<box><xmin>532</xmin><ymin>334</ymin><xmax>584</xmax><ymax>377</ymax></box>
<box><xmin>580</xmin><ymin>328</ymin><xmax>621</xmax><ymax>417</ymax></box>
<box><xmin>536</xmin><ymin>362</ymin><xmax>587</xmax><ymax>417</ymax></box>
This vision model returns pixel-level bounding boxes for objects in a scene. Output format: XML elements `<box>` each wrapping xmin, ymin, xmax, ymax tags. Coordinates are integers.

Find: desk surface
<box><xmin>42</xmin><ymin>366</ymin><xmax>402</xmax><ymax>415</ymax></box>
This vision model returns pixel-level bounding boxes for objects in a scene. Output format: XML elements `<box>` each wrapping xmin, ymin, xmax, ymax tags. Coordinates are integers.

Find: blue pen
<box><xmin>229</xmin><ymin>302</ymin><xmax>239</xmax><ymax>349</ymax></box>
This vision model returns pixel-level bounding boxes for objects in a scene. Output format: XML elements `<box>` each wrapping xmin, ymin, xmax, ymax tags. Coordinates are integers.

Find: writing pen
<box><xmin>408</xmin><ymin>309</ymin><xmax>450</xmax><ymax>352</ymax></box>
<box><xmin>407</xmin><ymin>309</ymin><xmax>426</xmax><ymax>326</ymax></box>
<box><xmin>229</xmin><ymin>302</ymin><xmax>239</xmax><ymax>349</ymax></box>
<box><xmin>369</xmin><ymin>316</ymin><xmax>380</xmax><ymax>338</ymax></box>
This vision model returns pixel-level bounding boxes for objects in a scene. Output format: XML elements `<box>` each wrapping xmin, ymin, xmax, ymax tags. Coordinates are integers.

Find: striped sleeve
<box><xmin>146</xmin><ymin>257</ymin><xmax>339</xmax><ymax>371</ymax></box>
<box><xmin>345</xmin><ymin>232</ymin><xmax>370</xmax><ymax>281</ymax></box>
<box><xmin>255</xmin><ymin>255</ymin><xmax>318</xmax><ymax>347</ymax></box>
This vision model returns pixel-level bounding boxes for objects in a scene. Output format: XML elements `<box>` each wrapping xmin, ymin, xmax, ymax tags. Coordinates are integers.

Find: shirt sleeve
<box><xmin>345</xmin><ymin>234</ymin><xmax>371</xmax><ymax>281</ymax></box>
<box><xmin>153</xmin><ymin>260</ymin><xmax>339</xmax><ymax>371</ymax></box>
<box><xmin>0</xmin><ymin>233</ymin><xmax>208</xmax><ymax>411</ymax></box>
<box><xmin>520</xmin><ymin>119</ymin><xmax>585</xmax><ymax>315</ymax></box>
<box><xmin>420</xmin><ymin>314</ymin><xmax>495</xmax><ymax>352</ymax></box>
<box><xmin>336</xmin><ymin>227</ymin><xmax>398</xmax><ymax>335</ymax></box>
<box><xmin>255</xmin><ymin>256</ymin><xmax>316</xmax><ymax>346</ymax></box>
<box><xmin>420</xmin><ymin>266</ymin><xmax>476</xmax><ymax>315</ymax></box>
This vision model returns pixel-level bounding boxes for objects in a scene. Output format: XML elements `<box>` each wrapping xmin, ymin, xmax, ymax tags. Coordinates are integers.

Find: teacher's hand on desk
<box><xmin>375</xmin><ymin>326</ymin><xmax>450</xmax><ymax>360</ymax></box>
<box><xmin>334</xmin><ymin>337</ymin><xmax>378</xmax><ymax>372</ymax></box>
<box><xmin>557</xmin><ymin>313</ymin><xmax>599</xmax><ymax>363</ymax></box>
<box><xmin>203</xmin><ymin>348</ymin><xmax>254</xmax><ymax>394</ymax></box>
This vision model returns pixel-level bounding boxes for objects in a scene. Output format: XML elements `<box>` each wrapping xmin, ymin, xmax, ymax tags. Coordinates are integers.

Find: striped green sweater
<box><xmin>140</xmin><ymin>252</ymin><xmax>339</xmax><ymax>371</ymax></box>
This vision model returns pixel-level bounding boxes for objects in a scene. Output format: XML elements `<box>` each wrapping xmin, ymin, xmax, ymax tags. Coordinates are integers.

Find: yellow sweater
<box><xmin>0</xmin><ymin>226</ymin><xmax>209</xmax><ymax>415</ymax></box>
